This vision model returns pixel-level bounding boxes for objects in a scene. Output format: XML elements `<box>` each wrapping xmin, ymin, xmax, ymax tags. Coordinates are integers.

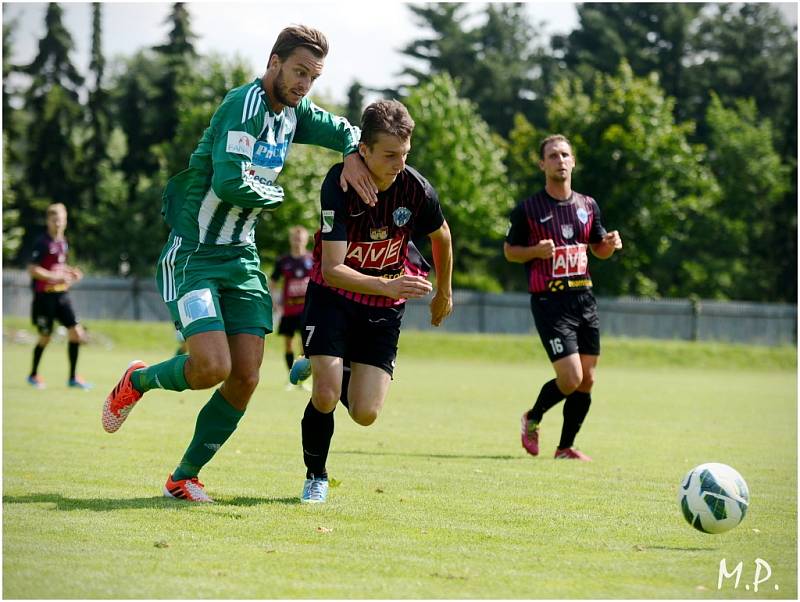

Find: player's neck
<box><xmin>290</xmin><ymin>247</ymin><xmax>305</xmax><ymax>257</ymax></box>
<box><xmin>48</xmin><ymin>228</ymin><xmax>65</xmax><ymax>240</ymax></box>
<box><xmin>545</xmin><ymin>181</ymin><xmax>572</xmax><ymax>201</ymax></box>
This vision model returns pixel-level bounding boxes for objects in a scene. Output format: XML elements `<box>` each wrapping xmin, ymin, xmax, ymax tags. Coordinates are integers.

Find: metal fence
<box><xmin>3</xmin><ymin>269</ymin><xmax>796</xmax><ymax>346</ymax></box>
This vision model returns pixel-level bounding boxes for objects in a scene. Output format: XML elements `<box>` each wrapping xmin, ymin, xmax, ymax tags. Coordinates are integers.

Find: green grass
<box><xmin>3</xmin><ymin>318</ymin><xmax>797</xmax><ymax>598</ymax></box>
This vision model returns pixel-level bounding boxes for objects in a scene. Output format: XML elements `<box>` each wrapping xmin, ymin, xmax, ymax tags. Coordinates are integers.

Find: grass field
<box><xmin>3</xmin><ymin>317</ymin><xmax>797</xmax><ymax>599</ymax></box>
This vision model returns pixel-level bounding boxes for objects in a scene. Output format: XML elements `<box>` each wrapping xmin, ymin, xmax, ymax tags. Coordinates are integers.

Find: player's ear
<box><xmin>358</xmin><ymin>142</ymin><xmax>367</xmax><ymax>159</ymax></box>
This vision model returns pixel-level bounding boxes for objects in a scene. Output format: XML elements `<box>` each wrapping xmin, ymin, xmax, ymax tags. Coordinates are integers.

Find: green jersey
<box><xmin>162</xmin><ymin>77</ymin><xmax>360</xmax><ymax>246</ymax></box>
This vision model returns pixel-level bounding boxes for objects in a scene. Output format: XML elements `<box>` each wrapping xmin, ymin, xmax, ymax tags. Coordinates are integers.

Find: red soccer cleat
<box><xmin>554</xmin><ymin>447</ymin><xmax>592</xmax><ymax>461</ymax></box>
<box><xmin>102</xmin><ymin>360</ymin><xmax>147</xmax><ymax>433</ymax></box>
<box><xmin>163</xmin><ymin>474</ymin><xmax>214</xmax><ymax>503</ymax></box>
<box><xmin>520</xmin><ymin>412</ymin><xmax>540</xmax><ymax>456</ymax></box>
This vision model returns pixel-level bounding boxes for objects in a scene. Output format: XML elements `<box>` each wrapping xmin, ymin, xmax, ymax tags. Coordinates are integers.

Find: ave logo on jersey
<box><xmin>551</xmin><ymin>244</ymin><xmax>588</xmax><ymax>277</ymax></box>
<box><xmin>346</xmin><ymin>237</ymin><xmax>404</xmax><ymax>270</ymax></box>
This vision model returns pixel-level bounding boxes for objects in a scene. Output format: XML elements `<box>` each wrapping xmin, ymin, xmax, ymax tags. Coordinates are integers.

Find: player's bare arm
<box><xmin>590</xmin><ymin>230</ymin><xmax>622</xmax><ymax>259</ymax></box>
<box><xmin>503</xmin><ymin>239</ymin><xmax>556</xmax><ymax>263</ymax></box>
<box><xmin>321</xmin><ymin>240</ymin><xmax>432</xmax><ymax>299</ymax></box>
<box><xmin>27</xmin><ymin>264</ymin><xmax>73</xmax><ymax>285</ymax></box>
<box><xmin>340</xmin><ymin>152</ymin><xmax>379</xmax><ymax>207</ymax></box>
<box><xmin>428</xmin><ymin>221</ymin><xmax>454</xmax><ymax>327</ymax></box>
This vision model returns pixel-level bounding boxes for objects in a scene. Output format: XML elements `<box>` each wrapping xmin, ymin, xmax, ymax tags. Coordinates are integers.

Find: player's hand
<box><xmin>535</xmin><ymin>239</ymin><xmax>555</xmax><ymax>259</ymax></box>
<box><xmin>68</xmin><ymin>266</ymin><xmax>84</xmax><ymax>281</ymax></box>
<box><xmin>341</xmin><ymin>152</ymin><xmax>378</xmax><ymax>207</ymax></box>
<box><xmin>429</xmin><ymin>291</ymin><xmax>453</xmax><ymax>327</ymax></box>
<box><xmin>383</xmin><ymin>275</ymin><xmax>432</xmax><ymax>300</ymax></box>
<box><xmin>603</xmin><ymin>230</ymin><xmax>622</xmax><ymax>250</ymax></box>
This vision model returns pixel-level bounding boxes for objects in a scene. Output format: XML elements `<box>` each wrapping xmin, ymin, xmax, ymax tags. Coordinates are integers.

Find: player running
<box><xmin>27</xmin><ymin>203</ymin><xmax>91</xmax><ymax>390</ymax></box>
<box><xmin>101</xmin><ymin>25</ymin><xmax>377</xmax><ymax>503</ymax></box>
<box><xmin>504</xmin><ymin>134</ymin><xmax>622</xmax><ymax>461</ymax></box>
<box><xmin>269</xmin><ymin>225</ymin><xmax>313</xmax><ymax>389</ymax></box>
<box><xmin>297</xmin><ymin>99</ymin><xmax>453</xmax><ymax>503</ymax></box>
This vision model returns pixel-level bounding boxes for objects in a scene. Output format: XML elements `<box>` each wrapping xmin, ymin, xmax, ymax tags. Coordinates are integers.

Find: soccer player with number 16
<box><xmin>505</xmin><ymin>135</ymin><xmax>622</xmax><ymax>461</ymax></box>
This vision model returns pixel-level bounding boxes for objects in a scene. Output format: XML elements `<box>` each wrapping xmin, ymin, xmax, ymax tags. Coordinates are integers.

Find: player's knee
<box><xmin>187</xmin><ymin>356</ymin><xmax>231</xmax><ymax>388</ymax></box>
<box><xmin>228</xmin><ymin>370</ymin><xmax>259</xmax><ymax>396</ymax></box>
<box><xmin>558</xmin><ymin>373</ymin><xmax>582</xmax><ymax>395</ymax></box>
<box><xmin>580</xmin><ymin>372</ymin><xmax>595</xmax><ymax>390</ymax></box>
<box><xmin>311</xmin><ymin>389</ymin><xmax>339</xmax><ymax>413</ymax></box>
<box><xmin>37</xmin><ymin>336</ymin><xmax>51</xmax><ymax>347</ymax></box>
<box><xmin>350</xmin><ymin>406</ymin><xmax>379</xmax><ymax>426</ymax></box>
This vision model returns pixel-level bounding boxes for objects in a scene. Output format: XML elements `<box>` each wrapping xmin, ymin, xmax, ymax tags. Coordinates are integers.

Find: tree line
<box><xmin>3</xmin><ymin>2</ymin><xmax>796</xmax><ymax>302</ymax></box>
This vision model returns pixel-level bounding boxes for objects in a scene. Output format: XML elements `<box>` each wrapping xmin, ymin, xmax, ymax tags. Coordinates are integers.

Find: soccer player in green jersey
<box><xmin>101</xmin><ymin>25</ymin><xmax>378</xmax><ymax>502</ymax></box>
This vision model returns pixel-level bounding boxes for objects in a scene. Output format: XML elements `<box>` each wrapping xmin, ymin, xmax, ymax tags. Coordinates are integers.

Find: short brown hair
<box><xmin>270</xmin><ymin>25</ymin><xmax>328</xmax><ymax>61</ymax></box>
<box><xmin>360</xmin><ymin>100</ymin><xmax>415</xmax><ymax>148</ymax></box>
<box><xmin>539</xmin><ymin>134</ymin><xmax>572</xmax><ymax>160</ymax></box>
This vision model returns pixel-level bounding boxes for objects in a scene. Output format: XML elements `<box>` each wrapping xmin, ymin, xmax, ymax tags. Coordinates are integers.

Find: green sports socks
<box><xmin>172</xmin><ymin>389</ymin><xmax>245</xmax><ymax>481</ymax></box>
<box><xmin>131</xmin><ymin>355</ymin><xmax>189</xmax><ymax>393</ymax></box>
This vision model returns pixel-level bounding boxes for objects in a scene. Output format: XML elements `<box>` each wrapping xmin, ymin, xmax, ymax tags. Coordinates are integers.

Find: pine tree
<box><xmin>17</xmin><ymin>2</ymin><xmax>85</xmax><ymax>261</ymax></box>
<box><xmin>152</xmin><ymin>3</ymin><xmax>197</xmax><ymax>144</ymax></box>
<box><xmin>84</xmin><ymin>2</ymin><xmax>108</xmax><ymax>211</ymax></box>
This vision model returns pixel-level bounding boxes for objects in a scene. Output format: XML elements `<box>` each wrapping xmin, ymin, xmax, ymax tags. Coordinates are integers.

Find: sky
<box><xmin>2</xmin><ymin>1</ymin><xmax>581</xmax><ymax>104</ymax></box>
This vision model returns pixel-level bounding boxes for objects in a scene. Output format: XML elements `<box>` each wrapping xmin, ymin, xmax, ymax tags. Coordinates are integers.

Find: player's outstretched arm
<box><xmin>428</xmin><ymin>221</ymin><xmax>453</xmax><ymax>327</ymax></box>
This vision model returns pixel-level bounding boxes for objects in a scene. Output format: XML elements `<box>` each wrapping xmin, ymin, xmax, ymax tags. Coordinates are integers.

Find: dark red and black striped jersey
<box><xmin>270</xmin><ymin>253</ymin><xmax>312</xmax><ymax>317</ymax></box>
<box><xmin>29</xmin><ymin>233</ymin><xmax>69</xmax><ymax>293</ymax></box>
<box><xmin>310</xmin><ymin>162</ymin><xmax>445</xmax><ymax>307</ymax></box>
<box><xmin>505</xmin><ymin>189</ymin><xmax>607</xmax><ymax>294</ymax></box>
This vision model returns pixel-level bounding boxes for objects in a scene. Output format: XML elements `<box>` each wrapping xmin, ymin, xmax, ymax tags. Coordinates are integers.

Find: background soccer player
<box><xmin>298</xmin><ymin>99</ymin><xmax>453</xmax><ymax>503</ymax></box>
<box><xmin>269</xmin><ymin>225</ymin><xmax>313</xmax><ymax>389</ymax></box>
<box><xmin>504</xmin><ymin>134</ymin><xmax>622</xmax><ymax>461</ymax></box>
<box><xmin>27</xmin><ymin>203</ymin><xmax>91</xmax><ymax>390</ymax></box>
<box><xmin>101</xmin><ymin>25</ymin><xmax>378</xmax><ymax>503</ymax></box>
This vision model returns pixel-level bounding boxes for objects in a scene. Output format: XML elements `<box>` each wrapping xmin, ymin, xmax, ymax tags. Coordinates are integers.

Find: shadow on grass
<box><xmin>3</xmin><ymin>493</ymin><xmax>300</xmax><ymax>511</ymax></box>
<box><xmin>335</xmin><ymin>449</ymin><xmax>521</xmax><ymax>461</ymax></box>
<box><xmin>642</xmin><ymin>545</ymin><xmax>719</xmax><ymax>552</ymax></box>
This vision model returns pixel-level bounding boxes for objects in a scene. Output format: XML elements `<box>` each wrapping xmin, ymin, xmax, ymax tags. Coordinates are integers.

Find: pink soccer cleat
<box><xmin>520</xmin><ymin>412</ymin><xmax>540</xmax><ymax>456</ymax></box>
<box><xmin>554</xmin><ymin>447</ymin><xmax>592</xmax><ymax>461</ymax></box>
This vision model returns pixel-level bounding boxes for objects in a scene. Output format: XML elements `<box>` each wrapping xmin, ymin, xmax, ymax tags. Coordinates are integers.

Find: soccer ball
<box><xmin>677</xmin><ymin>463</ymin><xmax>750</xmax><ymax>534</ymax></box>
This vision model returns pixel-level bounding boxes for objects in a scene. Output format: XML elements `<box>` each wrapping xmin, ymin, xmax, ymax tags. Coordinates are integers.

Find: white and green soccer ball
<box><xmin>677</xmin><ymin>462</ymin><xmax>750</xmax><ymax>534</ymax></box>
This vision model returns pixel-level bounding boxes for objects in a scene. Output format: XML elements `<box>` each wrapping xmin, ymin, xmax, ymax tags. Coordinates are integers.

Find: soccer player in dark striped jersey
<box><xmin>101</xmin><ymin>25</ymin><xmax>379</xmax><ymax>503</ymax></box>
<box><xmin>298</xmin><ymin>99</ymin><xmax>453</xmax><ymax>503</ymax></box>
<box><xmin>269</xmin><ymin>225</ymin><xmax>313</xmax><ymax>388</ymax></box>
<box><xmin>26</xmin><ymin>203</ymin><xmax>91</xmax><ymax>390</ymax></box>
<box><xmin>505</xmin><ymin>134</ymin><xmax>622</xmax><ymax>461</ymax></box>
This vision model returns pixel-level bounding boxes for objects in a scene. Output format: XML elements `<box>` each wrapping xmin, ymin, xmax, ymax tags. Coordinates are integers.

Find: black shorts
<box><xmin>301</xmin><ymin>282</ymin><xmax>404</xmax><ymax>376</ymax></box>
<box><xmin>277</xmin><ymin>313</ymin><xmax>303</xmax><ymax>337</ymax></box>
<box><xmin>530</xmin><ymin>290</ymin><xmax>600</xmax><ymax>362</ymax></box>
<box><xmin>31</xmin><ymin>292</ymin><xmax>78</xmax><ymax>336</ymax></box>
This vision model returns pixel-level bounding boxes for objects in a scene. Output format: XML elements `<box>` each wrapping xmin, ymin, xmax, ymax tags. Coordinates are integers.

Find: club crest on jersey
<box><xmin>393</xmin><ymin>207</ymin><xmax>412</xmax><ymax>227</ymax></box>
<box><xmin>577</xmin><ymin>207</ymin><xmax>589</xmax><ymax>224</ymax></box>
<box><xmin>370</xmin><ymin>227</ymin><xmax>389</xmax><ymax>240</ymax></box>
<box><xmin>561</xmin><ymin>224</ymin><xmax>574</xmax><ymax>239</ymax></box>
